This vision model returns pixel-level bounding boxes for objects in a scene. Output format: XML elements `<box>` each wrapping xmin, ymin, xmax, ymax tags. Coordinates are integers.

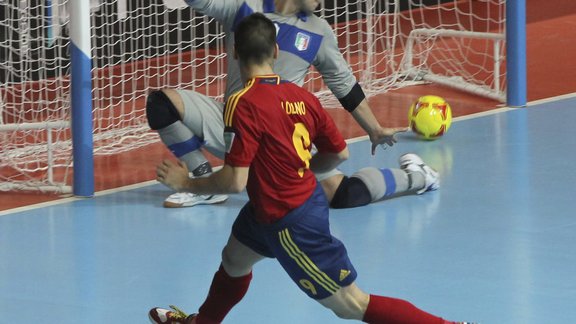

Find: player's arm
<box><xmin>351</xmin><ymin>99</ymin><xmax>409</xmax><ymax>154</ymax></box>
<box><xmin>309</xmin><ymin>147</ymin><xmax>349</xmax><ymax>174</ymax></box>
<box><xmin>313</xmin><ymin>20</ymin><xmax>408</xmax><ymax>154</ymax></box>
<box><xmin>156</xmin><ymin>160</ymin><xmax>248</xmax><ymax>194</ymax></box>
<box><xmin>310</xmin><ymin>99</ymin><xmax>350</xmax><ymax>173</ymax></box>
<box><xmin>162</xmin><ymin>0</ymin><xmax>241</xmax><ymax>26</ymax></box>
<box><xmin>157</xmin><ymin>91</ymin><xmax>257</xmax><ymax>195</ymax></box>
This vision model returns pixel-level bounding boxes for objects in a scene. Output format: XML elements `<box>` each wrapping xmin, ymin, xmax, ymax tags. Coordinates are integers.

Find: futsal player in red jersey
<box><xmin>149</xmin><ymin>13</ymin><xmax>470</xmax><ymax>324</ymax></box>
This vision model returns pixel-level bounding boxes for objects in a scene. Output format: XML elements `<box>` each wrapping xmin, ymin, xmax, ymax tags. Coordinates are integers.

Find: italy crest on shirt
<box><xmin>295</xmin><ymin>32</ymin><xmax>310</xmax><ymax>51</ymax></box>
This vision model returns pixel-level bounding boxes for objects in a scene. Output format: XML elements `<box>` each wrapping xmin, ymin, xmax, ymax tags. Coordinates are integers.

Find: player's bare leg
<box><xmin>191</xmin><ymin>235</ymin><xmax>263</xmax><ymax>323</ymax></box>
<box><xmin>221</xmin><ymin>234</ymin><xmax>266</xmax><ymax>276</ymax></box>
<box><xmin>149</xmin><ymin>235</ymin><xmax>262</xmax><ymax>324</ymax></box>
<box><xmin>318</xmin><ymin>283</ymin><xmax>464</xmax><ymax>323</ymax></box>
<box><xmin>318</xmin><ymin>283</ymin><xmax>369</xmax><ymax>320</ymax></box>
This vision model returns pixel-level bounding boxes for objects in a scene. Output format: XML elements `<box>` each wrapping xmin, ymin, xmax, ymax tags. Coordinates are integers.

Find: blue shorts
<box><xmin>232</xmin><ymin>184</ymin><xmax>357</xmax><ymax>300</ymax></box>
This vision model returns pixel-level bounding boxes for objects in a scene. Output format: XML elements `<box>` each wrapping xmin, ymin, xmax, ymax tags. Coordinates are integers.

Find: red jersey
<box><xmin>223</xmin><ymin>75</ymin><xmax>346</xmax><ymax>224</ymax></box>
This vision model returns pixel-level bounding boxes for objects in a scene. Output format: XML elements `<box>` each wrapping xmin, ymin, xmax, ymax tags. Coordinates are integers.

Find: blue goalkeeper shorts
<box><xmin>232</xmin><ymin>184</ymin><xmax>357</xmax><ymax>300</ymax></box>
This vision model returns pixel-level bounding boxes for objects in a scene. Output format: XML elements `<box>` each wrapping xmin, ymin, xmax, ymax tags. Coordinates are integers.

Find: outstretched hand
<box><xmin>369</xmin><ymin>126</ymin><xmax>410</xmax><ymax>155</ymax></box>
<box><xmin>156</xmin><ymin>159</ymin><xmax>190</xmax><ymax>192</ymax></box>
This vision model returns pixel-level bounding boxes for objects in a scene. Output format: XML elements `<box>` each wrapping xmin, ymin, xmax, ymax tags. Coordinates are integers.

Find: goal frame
<box><xmin>402</xmin><ymin>28</ymin><xmax>507</xmax><ymax>102</ymax></box>
<box><xmin>0</xmin><ymin>0</ymin><xmax>527</xmax><ymax>196</ymax></box>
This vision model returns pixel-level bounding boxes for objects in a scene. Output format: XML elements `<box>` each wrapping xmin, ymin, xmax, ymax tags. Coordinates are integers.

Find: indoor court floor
<box><xmin>1</xmin><ymin>94</ymin><xmax>576</xmax><ymax>323</ymax></box>
<box><xmin>2</xmin><ymin>1</ymin><xmax>576</xmax><ymax>323</ymax></box>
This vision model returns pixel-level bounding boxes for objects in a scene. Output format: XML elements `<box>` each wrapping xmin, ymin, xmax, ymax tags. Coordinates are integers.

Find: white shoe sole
<box><xmin>163</xmin><ymin>194</ymin><xmax>229</xmax><ymax>208</ymax></box>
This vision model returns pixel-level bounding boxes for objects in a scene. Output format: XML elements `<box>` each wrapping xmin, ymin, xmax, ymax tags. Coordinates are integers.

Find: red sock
<box><xmin>195</xmin><ymin>265</ymin><xmax>252</xmax><ymax>324</ymax></box>
<box><xmin>362</xmin><ymin>294</ymin><xmax>449</xmax><ymax>324</ymax></box>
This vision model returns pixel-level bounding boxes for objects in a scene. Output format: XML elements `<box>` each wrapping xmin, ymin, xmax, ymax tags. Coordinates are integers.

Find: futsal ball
<box><xmin>408</xmin><ymin>95</ymin><xmax>452</xmax><ymax>140</ymax></box>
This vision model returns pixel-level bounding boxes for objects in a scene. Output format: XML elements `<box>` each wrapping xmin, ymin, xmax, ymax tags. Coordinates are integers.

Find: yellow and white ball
<box><xmin>408</xmin><ymin>95</ymin><xmax>452</xmax><ymax>140</ymax></box>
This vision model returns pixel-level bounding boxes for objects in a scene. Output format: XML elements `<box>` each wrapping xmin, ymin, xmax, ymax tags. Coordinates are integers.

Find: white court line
<box><xmin>527</xmin><ymin>92</ymin><xmax>576</xmax><ymax>106</ymax></box>
<box><xmin>346</xmin><ymin>106</ymin><xmax>517</xmax><ymax>145</ymax></box>
<box><xmin>0</xmin><ymin>168</ymin><xmax>219</xmax><ymax>217</ymax></box>
<box><xmin>2</xmin><ymin>92</ymin><xmax>575</xmax><ymax>216</ymax></box>
<box><xmin>0</xmin><ymin>180</ymin><xmax>158</xmax><ymax>216</ymax></box>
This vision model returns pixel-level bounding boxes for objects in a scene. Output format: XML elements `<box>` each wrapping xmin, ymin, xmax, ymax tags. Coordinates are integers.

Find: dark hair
<box><xmin>234</xmin><ymin>13</ymin><xmax>277</xmax><ymax>65</ymax></box>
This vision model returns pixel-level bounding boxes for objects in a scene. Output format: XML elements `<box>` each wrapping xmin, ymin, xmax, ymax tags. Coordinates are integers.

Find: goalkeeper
<box><xmin>146</xmin><ymin>0</ymin><xmax>439</xmax><ymax>208</ymax></box>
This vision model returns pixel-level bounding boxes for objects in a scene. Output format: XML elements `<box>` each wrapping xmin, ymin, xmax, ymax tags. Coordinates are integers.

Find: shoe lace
<box><xmin>168</xmin><ymin>305</ymin><xmax>189</xmax><ymax>320</ymax></box>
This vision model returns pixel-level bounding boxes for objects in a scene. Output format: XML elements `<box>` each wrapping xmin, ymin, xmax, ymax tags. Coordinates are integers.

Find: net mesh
<box><xmin>0</xmin><ymin>0</ymin><xmax>505</xmax><ymax>192</ymax></box>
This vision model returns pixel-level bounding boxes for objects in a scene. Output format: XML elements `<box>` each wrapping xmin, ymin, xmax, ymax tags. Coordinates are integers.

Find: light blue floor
<box><xmin>1</xmin><ymin>96</ymin><xmax>576</xmax><ymax>323</ymax></box>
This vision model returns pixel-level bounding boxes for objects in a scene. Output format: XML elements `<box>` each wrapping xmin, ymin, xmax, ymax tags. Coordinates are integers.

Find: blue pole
<box><xmin>69</xmin><ymin>0</ymin><xmax>94</xmax><ymax>197</ymax></box>
<box><xmin>506</xmin><ymin>0</ymin><xmax>527</xmax><ymax>107</ymax></box>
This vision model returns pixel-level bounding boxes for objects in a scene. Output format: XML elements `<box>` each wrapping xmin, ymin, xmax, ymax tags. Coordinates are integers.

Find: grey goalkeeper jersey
<box><xmin>183</xmin><ymin>0</ymin><xmax>358</xmax><ymax>102</ymax></box>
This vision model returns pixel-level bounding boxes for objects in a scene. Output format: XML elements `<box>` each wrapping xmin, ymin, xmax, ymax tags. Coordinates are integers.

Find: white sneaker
<box><xmin>163</xmin><ymin>192</ymin><xmax>229</xmax><ymax>208</ymax></box>
<box><xmin>399</xmin><ymin>153</ymin><xmax>440</xmax><ymax>194</ymax></box>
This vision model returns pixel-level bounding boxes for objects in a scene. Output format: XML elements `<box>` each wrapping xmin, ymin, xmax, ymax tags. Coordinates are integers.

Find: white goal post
<box><xmin>403</xmin><ymin>28</ymin><xmax>506</xmax><ymax>102</ymax></box>
<box><xmin>0</xmin><ymin>0</ymin><xmax>524</xmax><ymax>194</ymax></box>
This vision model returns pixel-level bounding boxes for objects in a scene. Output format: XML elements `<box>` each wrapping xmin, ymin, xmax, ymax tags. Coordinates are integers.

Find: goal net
<box><xmin>0</xmin><ymin>0</ymin><xmax>506</xmax><ymax>193</ymax></box>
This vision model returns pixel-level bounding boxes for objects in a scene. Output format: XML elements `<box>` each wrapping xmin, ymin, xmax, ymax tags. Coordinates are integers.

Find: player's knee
<box><xmin>146</xmin><ymin>90</ymin><xmax>181</xmax><ymax>130</ymax></box>
<box><xmin>221</xmin><ymin>246</ymin><xmax>236</xmax><ymax>268</ymax></box>
<box><xmin>221</xmin><ymin>243</ymin><xmax>244</xmax><ymax>268</ymax></box>
<box><xmin>330</xmin><ymin>176</ymin><xmax>372</xmax><ymax>209</ymax></box>
<box><xmin>221</xmin><ymin>245</ymin><xmax>250</xmax><ymax>277</ymax></box>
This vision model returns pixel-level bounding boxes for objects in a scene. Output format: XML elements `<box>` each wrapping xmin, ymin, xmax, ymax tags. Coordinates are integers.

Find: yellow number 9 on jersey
<box><xmin>292</xmin><ymin>123</ymin><xmax>312</xmax><ymax>177</ymax></box>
